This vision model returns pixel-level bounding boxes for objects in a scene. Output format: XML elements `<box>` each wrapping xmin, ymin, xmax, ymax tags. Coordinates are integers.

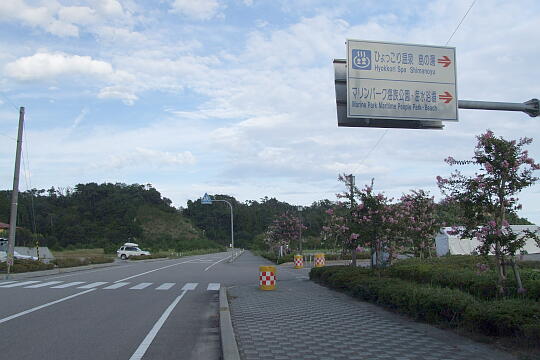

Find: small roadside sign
<box><xmin>201</xmin><ymin>193</ymin><xmax>212</xmax><ymax>205</ymax></box>
<box><xmin>347</xmin><ymin>39</ymin><xmax>458</xmax><ymax>122</ymax></box>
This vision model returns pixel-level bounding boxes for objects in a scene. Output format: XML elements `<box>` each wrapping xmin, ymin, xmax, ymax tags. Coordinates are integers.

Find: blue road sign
<box><xmin>201</xmin><ymin>193</ymin><xmax>212</xmax><ymax>205</ymax></box>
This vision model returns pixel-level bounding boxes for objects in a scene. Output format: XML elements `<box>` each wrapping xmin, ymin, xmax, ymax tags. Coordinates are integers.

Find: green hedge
<box><xmin>310</xmin><ymin>266</ymin><xmax>540</xmax><ymax>342</ymax></box>
<box><xmin>388</xmin><ymin>258</ymin><xmax>540</xmax><ymax>301</ymax></box>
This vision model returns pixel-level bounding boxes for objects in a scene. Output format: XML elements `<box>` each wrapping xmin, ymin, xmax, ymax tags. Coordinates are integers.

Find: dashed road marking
<box><xmin>51</xmin><ymin>281</ymin><xmax>85</xmax><ymax>289</ymax></box>
<box><xmin>103</xmin><ymin>282</ymin><xmax>130</xmax><ymax>290</ymax></box>
<box><xmin>25</xmin><ymin>281</ymin><xmax>63</xmax><ymax>288</ymax></box>
<box><xmin>181</xmin><ymin>283</ymin><xmax>198</xmax><ymax>291</ymax></box>
<box><xmin>77</xmin><ymin>282</ymin><xmax>108</xmax><ymax>289</ymax></box>
<box><xmin>130</xmin><ymin>282</ymin><xmax>152</xmax><ymax>290</ymax></box>
<box><xmin>207</xmin><ymin>283</ymin><xmax>220</xmax><ymax>291</ymax></box>
<box><xmin>155</xmin><ymin>283</ymin><xmax>175</xmax><ymax>290</ymax></box>
<box><xmin>0</xmin><ymin>281</ymin><xmax>40</xmax><ymax>288</ymax></box>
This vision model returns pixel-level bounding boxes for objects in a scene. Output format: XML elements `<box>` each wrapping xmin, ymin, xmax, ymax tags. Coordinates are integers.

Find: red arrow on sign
<box><xmin>437</xmin><ymin>56</ymin><xmax>452</xmax><ymax>67</ymax></box>
<box><xmin>439</xmin><ymin>91</ymin><xmax>453</xmax><ymax>103</ymax></box>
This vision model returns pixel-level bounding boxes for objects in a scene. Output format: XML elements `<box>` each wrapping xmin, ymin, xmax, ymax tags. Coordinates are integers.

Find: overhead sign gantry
<box><xmin>335</xmin><ymin>39</ymin><xmax>538</xmax><ymax>130</ymax></box>
<box><xmin>347</xmin><ymin>39</ymin><xmax>457</xmax><ymax>123</ymax></box>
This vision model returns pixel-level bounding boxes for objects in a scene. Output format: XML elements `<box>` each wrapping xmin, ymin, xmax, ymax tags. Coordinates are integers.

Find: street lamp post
<box><xmin>297</xmin><ymin>206</ymin><xmax>303</xmax><ymax>254</ymax></box>
<box><xmin>201</xmin><ymin>193</ymin><xmax>234</xmax><ymax>251</ymax></box>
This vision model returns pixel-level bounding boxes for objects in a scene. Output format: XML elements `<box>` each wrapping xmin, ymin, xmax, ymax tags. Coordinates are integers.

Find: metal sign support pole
<box><xmin>458</xmin><ymin>99</ymin><xmax>539</xmax><ymax>117</ymax></box>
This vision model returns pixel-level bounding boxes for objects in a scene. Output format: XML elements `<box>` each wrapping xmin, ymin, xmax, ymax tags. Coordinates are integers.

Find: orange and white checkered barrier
<box><xmin>259</xmin><ymin>265</ymin><xmax>276</xmax><ymax>290</ymax></box>
<box><xmin>294</xmin><ymin>255</ymin><xmax>304</xmax><ymax>269</ymax></box>
<box><xmin>314</xmin><ymin>253</ymin><xmax>325</xmax><ymax>267</ymax></box>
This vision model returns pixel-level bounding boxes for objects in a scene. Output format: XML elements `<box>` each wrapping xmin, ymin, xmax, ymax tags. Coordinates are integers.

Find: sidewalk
<box><xmin>228</xmin><ymin>262</ymin><xmax>515</xmax><ymax>360</ymax></box>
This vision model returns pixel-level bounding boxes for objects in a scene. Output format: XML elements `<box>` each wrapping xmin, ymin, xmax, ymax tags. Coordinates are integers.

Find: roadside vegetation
<box><xmin>310</xmin><ymin>258</ymin><xmax>540</xmax><ymax>353</ymax></box>
<box><xmin>306</xmin><ymin>131</ymin><xmax>540</xmax><ymax>356</ymax></box>
<box><xmin>0</xmin><ymin>259</ymin><xmax>54</xmax><ymax>273</ymax></box>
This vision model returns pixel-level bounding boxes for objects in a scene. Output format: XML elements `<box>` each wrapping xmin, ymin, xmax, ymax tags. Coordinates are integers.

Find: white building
<box><xmin>435</xmin><ymin>225</ymin><xmax>540</xmax><ymax>257</ymax></box>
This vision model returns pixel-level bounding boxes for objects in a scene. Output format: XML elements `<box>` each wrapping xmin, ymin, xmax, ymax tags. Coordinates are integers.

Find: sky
<box><xmin>0</xmin><ymin>0</ymin><xmax>539</xmax><ymax>223</ymax></box>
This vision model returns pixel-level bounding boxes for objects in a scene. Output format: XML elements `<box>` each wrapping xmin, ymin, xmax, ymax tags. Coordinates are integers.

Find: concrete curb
<box><xmin>220</xmin><ymin>287</ymin><xmax>241</xmax><ymax>360</ymax></box>
<box><xmin>4</xmin><ymin>261</ymin><xmax>121</xmax><ymax>279</ymax></box>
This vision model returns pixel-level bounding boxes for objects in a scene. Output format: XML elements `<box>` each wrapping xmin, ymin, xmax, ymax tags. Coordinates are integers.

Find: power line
<box><xmin>0</xmin><ymin>91</ymin><xmax>19</xmax><ymax>112</ymax></box>
<box><xmin>22</xmin><ymin>117</ymin><xmax>39</xmax><ymax>240</ymax></box>
<box><xmin>445</xmin><ymin>0</ymin><xmax>477</xmax><ymax>46</ymax></box>
<box><xmin>351</xmin><ymin>129</ymin><xmax>389</xmax><ymax>175</ymax></box>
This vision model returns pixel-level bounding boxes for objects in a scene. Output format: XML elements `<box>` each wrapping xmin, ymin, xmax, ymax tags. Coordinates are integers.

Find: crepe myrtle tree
<box><xmin>321</xmin><ymin>175</ymin><xmax>364</xmax><ymax>266</ymax></box>
<box><xmin>321</xmin><ymin>206</ymin><xmax>350</xmax><ymax>255</ymax></box>
<box><xmin>437</xmin><ymin>130</ymin><xmax>539</xmax><ymax>294</ymax></box>
<box><xmin>398</xmin><ymin>190</ymin><xmax>441</xmax><ymax>259</ymax></box>
<box><xmin>353</xmin><ymin>183</ymin><xmax>397</xmax><ymax>268</ymax></box>
<box><xmin>265</xmin><ymin>211</ymin><xmax>306</xmax><ymax>255</ymax></box>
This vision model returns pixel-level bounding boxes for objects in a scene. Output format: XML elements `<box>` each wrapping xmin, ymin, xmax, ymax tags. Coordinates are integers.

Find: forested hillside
<box><xmin>183</xmin><ymin>196</ymin><xmax>332</xmax><ymax>249</ymax></box>
<box><xmin>0</xmin><ymin>183</ymin><xmax>532</xmax><ymax>252</ymax></box>
<box><xmin>0</xmin><ymin>183</ymin><xmax>220</xmax><ymax>252</ymax></box>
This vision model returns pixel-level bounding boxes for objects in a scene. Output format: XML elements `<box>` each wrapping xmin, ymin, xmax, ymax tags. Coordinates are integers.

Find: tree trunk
<box><xmin>351</xmin><ymin>249</ymin><xmax>357</xmax><ymax>267</ymax></box>
<box><xmin>495</xmin><ymin>241</ymin><xmax>506</xmax><ymax>294</ymax></box>
<box><xmin>510</xmin><ymin>258</ymin><xmax>524</xmax><ymax>293</ymax></box>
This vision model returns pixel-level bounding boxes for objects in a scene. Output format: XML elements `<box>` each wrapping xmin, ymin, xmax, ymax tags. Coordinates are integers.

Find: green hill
<box><xmin>0</xmin><ymin>183</ymin><xmax>221</xmax><ymax>252</ymax></box>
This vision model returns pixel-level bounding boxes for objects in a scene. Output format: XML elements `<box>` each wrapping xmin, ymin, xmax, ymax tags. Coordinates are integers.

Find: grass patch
<box><xmin>52</xmin><ymin>256</ymin><xmax>114</xmax><ymax>268</ymax></box>
<box><xmin>0</xmin><ymin>259</ymin><xmax>54</xmax><ymax>273</ymax></box>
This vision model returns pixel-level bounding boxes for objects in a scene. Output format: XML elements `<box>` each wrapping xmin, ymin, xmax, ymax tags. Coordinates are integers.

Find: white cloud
<box><xmin>58</xmin><ymin>6</ymin><xmax>97</xmax><ymax>26</ymax></box>
<box><xmin>95</xmin><ymin>0</ymin><xmax>124</xmax><ymax>17</ymax></box>
<box><xmin>0</xmin><ymin>0</ymin><xmax>79</xmax><ymax>37</ymax></box>
<box><xmin>72</xmin><ymin>107</ymin><xmax>88</xmax><ymax>128</ymax></box>
<box><xmin>106</xmin><ymin>148</ymin><xmax>196</xmax><ymax>169</ymax></box>
<box><xmin>4</xmin><ymin>52</ymin><xmax>114</xmax><ymax>81</ymax></box>
<box><xmin>97</xmin><ymin>86</ymin><xmax>138</xmax><ymax>105</ymax></box>
<box><xmin>170</xmin><ymin>0</ymin><xmax>222</xmax><ymax>20</ymax></box>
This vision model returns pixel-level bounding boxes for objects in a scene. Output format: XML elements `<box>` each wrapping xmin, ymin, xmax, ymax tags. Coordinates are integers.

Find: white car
<box><xmin>117</xmin><ymin>243</ymin><xmax>150</xmax><ymax>260</ymax></box>
<box><xmin>0</xmin><ymin>250</ymin><xmax>38</xmax><ymax>261</ymax></box>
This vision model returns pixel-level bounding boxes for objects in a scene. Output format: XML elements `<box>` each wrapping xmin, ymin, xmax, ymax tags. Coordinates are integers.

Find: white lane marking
<box><xmin>25</xmin><ymin>281</ymin><xmax>63</xmax><ymax>288</ymax></box>
<box><xmin>130</xmin><ymin>283</ymin><xmax>152</xmax><ymax>290</ymax></box>
<box><xmin>0</xmin><ymin>281</ymin><xmax>17</xmax><ymax>286</ymax></box>
<box><xmin>103</xmin><ymin>282</ymin><xmax>130</xmax><ymax>290</ymax></box>
<box><xmin>45</xmin><ymin>264</ymin><xmax>135</xmax><ymax>280</ymax></box>
<box><xmin>155</xmin><ymin>283</ymin><xmax>175</xmax><ymax>290</ymax></box>
<box><xmin>204</xmin><ymin>255</ymin><xmax>232</xmax><ymax>272</ymax></box>
<box><xmin>0</xmin><ymin>281</ymin><xmax>40</xmax><ymax>288</ymax></box>
<box><xmin>77</xmin><ymin>282</ymin><xmax>108</xmax><ymax>289</ymax></box>
<box><xmin>181</xmin><ymin>283</ymin><xmax>198</xmax><ymax>291</ymax></box>
<box><xmin>207</xmin><ymin>283</ymin><xmax>220</xmax><ymax>291</ymax></box>
<box><xmin>51</xmin><ymin>281</ymin><xmax>85</xmax><ymax>289</ymax></box>
<box><xmin>129</xmin><ymin>290</ymin><xmax>188</xmax><ymax>360</ymax></box>
<box><xmin>114</xmin><ymin>259</ymin><xmax>199</xmax><ymax>283</ymax></box>
<box><xmin>0</xmin><ymin>289</ymin><xmax>96</xmax><ymax>324</ymax></box>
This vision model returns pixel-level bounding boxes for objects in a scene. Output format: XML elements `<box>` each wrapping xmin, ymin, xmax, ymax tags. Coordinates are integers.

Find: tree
<box><xmin>353</xmin><ymin>182</ymin><xmax>394</xmax><ymax>268</ymax></box>
<box><xmin>437</xmin><ymin>130</ymin><xmax>539</xmax><ymax>294</ymax></box>
<box><xmin>265</xmin><ymin>211</ymin><xmax>306</xmax><ymax>254</ymax></box>
<box><xmin>398</xmin><ymin>190</ymin><xmax>440</xmax><ymax>258</ymax></box>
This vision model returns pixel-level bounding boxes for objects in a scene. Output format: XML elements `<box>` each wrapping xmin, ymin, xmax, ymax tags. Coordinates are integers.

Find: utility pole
<box><xmin>6</xmin><ymin>107</ymin><xmax>24</xmax><ymax>278</ymax></box>
<box><xmin>297</xmin><ymin>206</ymin><xmax>303</xmax><ymax>254</ymax></box>
<box><xmin>346</xmin><ymin>174</ymin><xmax>356</xmax><ymax>267</ymax></box>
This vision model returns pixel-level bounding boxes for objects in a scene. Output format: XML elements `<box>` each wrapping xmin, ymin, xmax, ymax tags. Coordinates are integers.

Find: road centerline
<box><xmin>129</xmin><ymin>290</ymin><xmax>188</xmax><ymax>360</ymax></box>
<box><xmin>113</xmin><ymin>259</ymin><xmax>202</xmax><ymax>283</ymax></box>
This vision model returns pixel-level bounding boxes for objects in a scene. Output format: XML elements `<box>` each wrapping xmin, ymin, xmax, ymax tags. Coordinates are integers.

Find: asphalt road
<box><xmin>0</xmin><ymin>251</ymin><xmax>264</xmax><ymax>360</ymax></box>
